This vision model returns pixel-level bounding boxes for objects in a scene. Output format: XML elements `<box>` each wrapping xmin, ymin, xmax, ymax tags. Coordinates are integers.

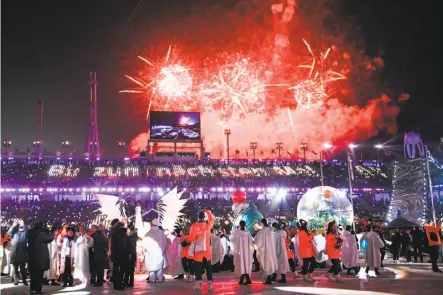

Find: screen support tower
<box><xmin>35</xmin><ymin>101</ymin><xmax>43</xmax><ymax>157</ymax></box>
<box><xmin>85</xmin><ymin>71</ymin><xmax>100</xmax><ymax>158</ymax></box>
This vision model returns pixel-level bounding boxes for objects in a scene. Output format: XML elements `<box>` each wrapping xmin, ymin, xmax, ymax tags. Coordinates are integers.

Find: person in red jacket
<box><xmin>325</xmin><ymin>221</ymin><xmax>343</xmax><ymax>282</ymax></box>
<box><xmin>297</xmin><ymin>219</ymin><xmax>317</xmax><ymax>282</ymax></box>
<box><xmin>424</xmin><ymin>220</ymin><xmax>442</xmax><ymax>273</ymax></box>
<box><xmin>188</xmin><ymin>209</ymin><xmax>215</xmax><ymax>291</ymax></box>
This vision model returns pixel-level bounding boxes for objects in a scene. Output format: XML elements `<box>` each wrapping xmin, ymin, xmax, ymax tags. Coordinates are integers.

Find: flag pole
<box><xmin>320</xmin><ymin>151</ymin><xmax>324</xmax><ymax>188</ymax></box>
<box><xmin>425</xmin><ymin>145</ymin><xmax>437</xmax><ymax>224</ymax></box>
<box><xmin>347</xmin><ymin>152</ymin><xmax>356</xmax><ymax>232</ymax></box>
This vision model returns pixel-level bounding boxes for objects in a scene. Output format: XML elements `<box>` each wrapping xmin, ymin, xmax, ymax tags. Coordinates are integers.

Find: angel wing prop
<box><xmin>135</xmin><ymin>206</ymin><xmax>151</xmax><ymax>237</ymax></box>
<box><xmin>157</xmin><ymin>187</ymin><xmax>188</xmax><ymax>231</ymax></box>
<box><xmin>95</xmin><ymin>194</ymin><xmax>127</xmax><ymax>220</ymax></box>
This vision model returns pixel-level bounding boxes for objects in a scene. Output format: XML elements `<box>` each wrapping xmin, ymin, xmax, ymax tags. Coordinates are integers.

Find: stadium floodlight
<box><xmin>348</xmin><ymin>143</ymin><xmax>358</xmax><ymax>149</ymax></box>
<box><xmin>375</xmin><ymin>144</ymin><xmax>383</xmax><ymax>149</ymax></box>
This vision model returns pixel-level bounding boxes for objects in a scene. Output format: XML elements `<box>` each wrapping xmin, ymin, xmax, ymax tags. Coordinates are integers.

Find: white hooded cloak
<box><xmin>74</xmin><ymin>234</ymin><xmax>93</xmax><ymax>280</ymax></box>
<box><xmin>144</xmin><ymin>226</ymin><xmax>168</xmax><ymax>272</ymax></box>
<box><xmin>165</xmin><ymin>235</ymin><xmax>184</xmax><ymax>277</ymax></box>
<box><xmin>341</xmin><ymin>230</ymin><xmax>359</xmax><ymax>268</ymax></box>
<box><xmin>254</xmin><ymin>226</ymin><xmax>278</xmax><ymax>276</ymax></box>
<box><xmin>362</xmin><ymin>230</ymin><xmax>384</xmax><ymax>268</ymax></box>
<box><xmin>210</xmin><ymin>234</ymin><xmax>222</xmax><ymax>265</ymax></box>
<box><xmin>230</xmin><ymin>229</ymin><xmax>253</xmax><ymax>276</ymax></box>
<box><xmin>274</xmin><ymin>230</ymin><xmax>290</xmax><ymax>274</ymax></box>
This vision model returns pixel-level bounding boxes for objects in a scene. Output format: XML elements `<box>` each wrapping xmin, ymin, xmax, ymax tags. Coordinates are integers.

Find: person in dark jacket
<box><xmin>110</xmin><ymin>219</ymin><xmax>128</xmax><ymax>290</ymax></box>
<box><xmin>391</xmin><ymin>230</ymin><xmax>402</xmax><ymax>263</ymax></box>
<box><xmin>401</xmin><ymin>230</ymin><xmax>412</xmax><ymax>262</ymax></box>
<box><xmin>410</xmin><ymin>226</ymin><xmax>424</xmax><ymax>263</ymax></box>
<box><xmin>8</xmin><ymin>221</ymin><xmax>28</xmax><ymax>286</ymax></box>
<box><xmin>91</xmin><ymin>225</ymin><xmax>109</xmax><ymax>287</ymax></box>
<box><xmin>27</xmin><ymin>221</ymin><xmax>54</xmax><ymax>295</ymax></box>
<box><xmin>124</xmin><ymin>222</ymin><xmax>138</xmax><ymax>288</ymax></box>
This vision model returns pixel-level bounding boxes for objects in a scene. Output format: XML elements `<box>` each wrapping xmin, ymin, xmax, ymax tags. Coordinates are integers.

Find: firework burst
<box><xmin>120</xmin><ymin>45</ymin><xmax>194</xmax><ymax>118</ymax></box>
<box><xmin>200</xmin><ymin>57</ymin><xmax>267</xmax><ymax>123</ymax></box>
<box><xmin>290</xmin><ymin>39</ymin><xmax>347</xmax><ymax>109</ymax></box>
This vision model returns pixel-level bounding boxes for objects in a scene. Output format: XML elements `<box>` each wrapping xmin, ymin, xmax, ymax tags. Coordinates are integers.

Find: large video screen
<box><xmin>150</xmin><ymin>111</ymin><xmax>201</xmax><ymax>141</ymax></box>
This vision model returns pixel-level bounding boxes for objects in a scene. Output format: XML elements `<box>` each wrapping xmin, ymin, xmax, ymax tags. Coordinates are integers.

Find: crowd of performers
<box><xmin>1</xmin><ymin>212</ymin><xmax>442</xmax><ymax>293</ymax></box>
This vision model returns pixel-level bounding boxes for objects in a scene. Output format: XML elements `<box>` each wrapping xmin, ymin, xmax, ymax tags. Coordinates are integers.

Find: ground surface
<box><xmin>1</xmin><ymin>258</ymin><xmax>442</xmax><ymax>295</ymax></box>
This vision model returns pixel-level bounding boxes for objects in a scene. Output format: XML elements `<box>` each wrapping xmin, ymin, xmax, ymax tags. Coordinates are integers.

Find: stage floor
<box><xmin>2</xmin><ymin>259</ymin><xmax>442</xmax><ymax>295</ymax></box>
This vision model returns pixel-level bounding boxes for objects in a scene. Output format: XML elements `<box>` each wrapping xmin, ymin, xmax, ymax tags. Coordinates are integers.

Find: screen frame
<box><xmin>149</xmin><ymin>111</ymin><xmax>202</xmax><ymax>142</ymax></box>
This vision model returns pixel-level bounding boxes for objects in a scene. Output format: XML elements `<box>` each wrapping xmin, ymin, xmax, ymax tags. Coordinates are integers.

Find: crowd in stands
<box><xmin>1</xmin><ymin>159</ymin><xmax>391</xmax><ymax>188</ymax></box>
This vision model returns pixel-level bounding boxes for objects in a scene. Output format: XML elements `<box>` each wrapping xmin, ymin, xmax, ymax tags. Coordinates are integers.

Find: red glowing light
<box><xmin>124</xmin><ymin>0</ymin><xmax>400</xmax><ymax>159</ymax></box>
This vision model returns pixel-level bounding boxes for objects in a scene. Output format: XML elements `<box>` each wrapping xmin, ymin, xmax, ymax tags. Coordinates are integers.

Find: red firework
<box><xmin>120</xmin><ymin>45</ymin><xmax>195</xmax><ymax>118</ymax></box>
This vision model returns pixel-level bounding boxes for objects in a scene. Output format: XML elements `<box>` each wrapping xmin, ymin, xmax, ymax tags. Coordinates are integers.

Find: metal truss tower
<box><xmin>85</xmin><ymin>71</ymin><xmax>100</xmax><ymax>157</ymax></box>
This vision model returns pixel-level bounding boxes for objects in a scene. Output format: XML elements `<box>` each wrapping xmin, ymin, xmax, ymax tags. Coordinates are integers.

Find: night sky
<box><xmin>2</xmin><ymin>0</ymin><xmax>442</xmax><ymax>156</ymax></box>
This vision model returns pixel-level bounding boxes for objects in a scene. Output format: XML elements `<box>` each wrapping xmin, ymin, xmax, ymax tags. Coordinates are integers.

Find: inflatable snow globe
<box><xmin>297</xmin><ymin>186</ymin><xmax>354</xmax><ymax>229</ymax></box>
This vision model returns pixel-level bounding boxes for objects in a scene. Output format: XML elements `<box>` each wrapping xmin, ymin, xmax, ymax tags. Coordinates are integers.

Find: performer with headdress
<box><xmin>144</xmin><ymin>219</ymin><xmax>168</xmax><ymax>283</ymax></box>
<box><xmin>254</xmin><ymin>218</ymin><xmax>278</xmax><ymax>285</ymax></box>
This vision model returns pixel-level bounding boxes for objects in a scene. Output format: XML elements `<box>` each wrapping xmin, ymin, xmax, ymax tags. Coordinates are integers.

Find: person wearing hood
<box><xmin>271</xmin><ymin>222</ymin><xmax>290</xmax><ymax>283</ymax></box>
<box><xmin>27</xmin><ymin>221</ymin><xmax>54</xmax><ymax>295</ymax></box>
<box><xmin>341</xmin><ymin>225</ymin><xmax>359</xmax><ymax>275</ymax></box>
<box><xmin>210</xmin><ymin>228</ymin><xmax>222</xmax><ymax>273</ymax></box>
<box><xmin>124</xmin><ymin>222</ymin><xmax>138</xmax><ymax>287</ymax></box>
<box><xmin>362</xmin><ymin>225</ymin><xmax>384</xmax><ymax>276</ymax></box>
<box><xmin>75</xmin><ymin>225</ymin><xmax>93</xmax><ymax>284</ymax></box>
<box><xmin>8</xmin><ymin>220</ymin><xmax>28</xmax><ymax>286</ymax></box>
<box><xmin>110</xmin><ymin>219</ymin><xmax>128</xmax><ymax>290</ymax></box>
<box><xmin>254</xmin><ymin>218</ymin><xmax>278</xmax><ymax>285</ymax></box>
<box><xmin>144</xmin><ymin>218</ymin><xmax>168</xmax><ymax>283</ymax></box>
<box><xmin>166</xmin><ymin>228</ymin><xmax>185</xmax><ymax>280</ymax></box>
<box><xmin>230</xmin><ymin>220</ymin><xmax>253</xmax><ymax>285</ymax></box>
<box><xmin>60</xmin><ymin>227</ymin><xmax>76</xmax><ymax>287</ymax></box>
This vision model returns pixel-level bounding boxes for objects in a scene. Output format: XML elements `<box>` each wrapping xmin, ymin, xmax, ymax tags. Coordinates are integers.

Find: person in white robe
<box><xmin>219</xmin><ymin>227</ymin><xmax>233</xmax><ymax>271</ymax></box>
<box><xmin>231</xmin><ymin>220</ymin><xmax>253</xmax><ymax>285</ymax></box>
<box><xmin>74</xmin><ymin>226</ymin><xmax>93</xmax><ymax>284</ymax></box>
<box><xmin>210</xmin><ymin>229</ymin><xmax>222</xmax><ymax>272</ymax></box>
<box><xmin>165</xmin><ymin>229</ymin><xmax>184</xmax><ymax>279</ymax></box>
<box><xmin>60</xmin><ymin>227</ymin><xmax>76</xmax><ymax>287</ymax></box>
<box><xmin>361</xmin><ymin>225</ymin><xmax>383</xmax><ymax>276</ymax></box>
<box><xmin>144</xmin><ymin>219</ymin><xmax>168</xmax><ymax>282</ymax></box>
<box><xmin>272</xmin><ymin>223</ymin><xmax>290</xmax><ymax>283</ymax></box>
<box><xmin>44</xmin><ymin>228</ymin><xmax>61</xmax><ymax>285</ymax></box>
<box><xmin>254</xmin><ymin>218</ymin><xmax>278</xmax><ymax>284</ymax></box>
<box><xmin>341</xmin><ymin>225</ymin><xmax>359</xmax><ymax>275</ymax></box>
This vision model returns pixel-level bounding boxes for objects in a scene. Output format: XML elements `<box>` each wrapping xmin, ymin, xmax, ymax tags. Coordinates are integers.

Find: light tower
<box><xmin>35</xmin><ymin>101</ymin><xmax>43</xmax><ymax>157</ymax></box>
<box><xmin>86</xmin><ymin>72</ymin><xmax>100</xmax><ymax>157</ymax></box>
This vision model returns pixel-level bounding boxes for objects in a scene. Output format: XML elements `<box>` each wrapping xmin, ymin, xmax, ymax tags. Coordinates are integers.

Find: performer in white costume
<box><xmin>74</xmin><ymin>225</ymin><xmax>93</xmax><ymax>284</ymax></box>
<box><xmin>165</xmin><ymin>229</ymin><xmax>184</xmax><ymax>279</ymax></box>
<box><xmin>361</xmin><ymin>225</ymin><xmax>383</xmax><ymax>276</ymax></box>
<box><xmin>272</xmin><ymin>222</ymin><xmax>290</xmax><ymax>283</ymax></box>
<box><xmin>144</xmin><ymin>219</ymin><xmax>168</xmax><ymax>283</ymax></box>
<box><xmin>341</xmin><ymin>225</ymin><xmax>360</xmax><ymax>275</ymax></box>
<box><xmin>254</xmin><ymin>218</ymin><xmax>278</xmax><ymax>284</ymax></box>
<box><xmin>44</xmin><ymin>227</ymin><xmax>61</xmax><ymax>285</ymax></box>
<box><xmin>231</xmin><ymin>220</ymin><xmax>253</xmax><ymax>285</ymax></box>
<box><xmin>210</xmin><ymin>229</ymin><xmax>222</xmax><ymax>272</ymax></box>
